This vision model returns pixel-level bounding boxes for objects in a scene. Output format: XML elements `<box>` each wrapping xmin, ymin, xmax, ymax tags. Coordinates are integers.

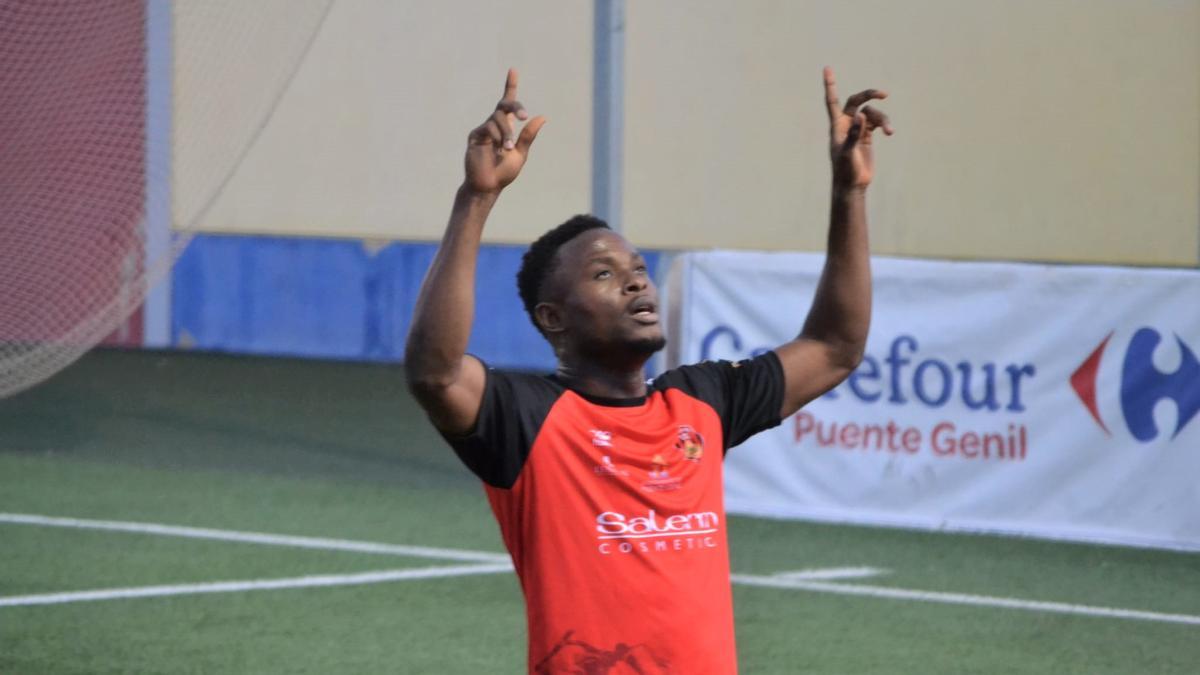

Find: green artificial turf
<box><xmin>1</xmin><ymin>350</ymin><xmax>1196</xmax><ymax>674</ymax></box>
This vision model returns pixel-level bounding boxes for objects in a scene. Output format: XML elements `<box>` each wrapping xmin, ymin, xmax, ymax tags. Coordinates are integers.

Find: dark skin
<box><xmin>535</xmin><ymin>230</ymin><xmax>664</xmax><ymax>397</ymax></box>
<box><xmin>405</xmin><ymin>67</ymin><xmax>893</xmax><ymax>435</ymax></box>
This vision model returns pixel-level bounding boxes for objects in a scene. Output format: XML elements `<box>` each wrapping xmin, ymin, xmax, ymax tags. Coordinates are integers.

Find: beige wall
<box><xmin>176</xmin><ymin>0</ymin><xmax>592</xmax><ymax>243</ymax></box>
<box><xmin>177</xmin><ymin>1</ymin><xmax>1198</xmax><ymax>266</ymax></box>
<box><xmin>625</xmin><ymin>0</ymin><xmax>1199</xmax><ymax>265</ymax></box>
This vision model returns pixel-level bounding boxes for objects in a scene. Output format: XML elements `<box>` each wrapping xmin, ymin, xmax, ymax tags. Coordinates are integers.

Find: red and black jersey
<box><xmin>442</xmin><ymin>352</ymin><xmax>785</xmax><ymax>674</ymax></box>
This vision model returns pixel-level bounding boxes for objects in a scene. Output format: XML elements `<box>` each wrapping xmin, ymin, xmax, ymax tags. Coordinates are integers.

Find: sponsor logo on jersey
<box><xmin>595</xmin><ymin>509</ymin><xmax>720</xmax><ymax>555</ymax></box>
<box><xmin>594</xmin><ymin>454</ymin><xmax>629</xmax><ymax>477</ymax></box>
<box><xmin>642</xmin><ymin>453</ymin><xmax>682</xmax><ymax>492</ymax></box>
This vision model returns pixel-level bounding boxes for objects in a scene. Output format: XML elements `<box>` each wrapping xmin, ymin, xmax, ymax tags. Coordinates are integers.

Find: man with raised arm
<box><xmin>404</xmin><ymin>68</ymin><xmax>892</xmax><ymax>674</ymax></box>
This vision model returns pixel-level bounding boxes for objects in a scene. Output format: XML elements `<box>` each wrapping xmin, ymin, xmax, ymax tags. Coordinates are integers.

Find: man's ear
<box><xmin>535</xmin><ymin>302</ymin><xmax>565</xmax><ymax>335</ymax></box>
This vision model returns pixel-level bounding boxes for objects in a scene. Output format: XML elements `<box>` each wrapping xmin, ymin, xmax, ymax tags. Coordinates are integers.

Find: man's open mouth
<box><xmin>629</xmin><ymin>298</ymin><xmax>659</xmax><ymax>324</ymax></box>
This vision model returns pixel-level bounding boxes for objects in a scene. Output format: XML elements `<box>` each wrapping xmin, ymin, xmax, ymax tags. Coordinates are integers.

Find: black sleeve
<box><xmin>436</xmin><ymin>363</ymin><xmax>563</xmax><ymax>489</ymax></box>
<box><xmin>655</xmin><ymin>351</ymin><xmax>785</xmax><ymax>452</ymax></box>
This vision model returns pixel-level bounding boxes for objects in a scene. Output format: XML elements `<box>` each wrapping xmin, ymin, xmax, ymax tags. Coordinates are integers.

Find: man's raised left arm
<box><xmin>775</xmin><ymin>67</ymin><xmax>894</xmax><ymax>418</ymax></box>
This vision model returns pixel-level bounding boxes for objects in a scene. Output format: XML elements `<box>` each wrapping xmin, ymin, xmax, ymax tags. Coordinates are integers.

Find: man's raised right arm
<box><xmin>403</xmin><ymin>69</ymin><xmax>545</xmax><ymax>436</ymax></box>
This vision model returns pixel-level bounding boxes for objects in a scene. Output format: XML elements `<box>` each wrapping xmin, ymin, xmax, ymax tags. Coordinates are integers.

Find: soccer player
<box><xmin>405</xmin><ymin>68</ymin><xmax>892</xmax><ymax>674</ymax></box>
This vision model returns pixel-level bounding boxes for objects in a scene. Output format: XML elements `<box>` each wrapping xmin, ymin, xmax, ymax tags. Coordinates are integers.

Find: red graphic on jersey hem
<box><xmin>534</xmin><ymin>630</ymin><xmax>674</xmax><ymax>675</ymax></box>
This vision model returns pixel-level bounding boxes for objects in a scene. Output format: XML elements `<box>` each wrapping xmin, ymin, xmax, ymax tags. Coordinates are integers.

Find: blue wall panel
<box><xmin>172</xmin><ymin>234</ymin><xmax>660</xmax><ymax>372</ymax></box>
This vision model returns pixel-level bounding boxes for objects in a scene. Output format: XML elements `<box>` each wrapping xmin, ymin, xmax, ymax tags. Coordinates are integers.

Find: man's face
<box><xmin>540</xmin><ymin>229</ymin><xmax>665</xmax><ymax>358</ymax></box>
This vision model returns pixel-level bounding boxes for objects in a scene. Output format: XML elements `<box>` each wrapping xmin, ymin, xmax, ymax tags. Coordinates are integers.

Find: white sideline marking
<box><xmin>731</xmin><ymin>574</ymin><xmax>1200</xmax><ymax>626</ymax></box>
<box><xmin>5</xmin><ymin>512</ymin><xmax>1199</xmax><ymax>625</ymax></box>
<box><xmin>0</xmin><ymin>513</ymin><xmax>508</xmax><ymax>564</ymax></box>
<box><xmin>772</xmin><ymin>567</ymin><xmax>889</xmax><ymax>581</ymax></box>
<box><xmin>0</xmin><ymin>564</ymin><xmax>513</xmax><ymax>608</ymax></box>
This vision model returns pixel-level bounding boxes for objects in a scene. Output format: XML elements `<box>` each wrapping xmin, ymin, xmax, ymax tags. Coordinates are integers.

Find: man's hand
<box><xmin>773</xmin><ymin>68</ymin><xmax>892</xmax><ymax>418</ymax></box>
<box><xmin>405</xmin><ymin>68</ymin><xmax>546</xmax><ymax>436</ymax></box>
<box><xmin>464</xmin><ymin>68</ymin><xmax>547</xmax><ymax>195</ymax></box>
<box><xmin>824</xmin><ymin>67</ymin><xmax>893</xmax><ymax>191</ymax></box>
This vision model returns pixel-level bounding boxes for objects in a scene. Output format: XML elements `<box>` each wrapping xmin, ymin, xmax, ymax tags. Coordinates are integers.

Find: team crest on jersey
<box><xmin>674</xmin><ymin>425</ymin><xmax>705</xmax><ymax>462</ymax></box>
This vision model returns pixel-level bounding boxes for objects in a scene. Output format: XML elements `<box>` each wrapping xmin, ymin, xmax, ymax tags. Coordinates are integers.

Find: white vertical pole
<box><xmin>143</xmin><ymin>0</ymin><xmax>173</xmax><ymax>347</ymax></box>
<box><xmin>592</xmin><ymin>0</ymin><xmax>625</xmax><ymax>232</ymax></box>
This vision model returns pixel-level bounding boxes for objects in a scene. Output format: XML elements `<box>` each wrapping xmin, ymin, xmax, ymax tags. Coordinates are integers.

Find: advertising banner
<box><xmin>666</xmin><ymin>251</ymin><xmax>1200</xmax><ymax>551</ymax></box>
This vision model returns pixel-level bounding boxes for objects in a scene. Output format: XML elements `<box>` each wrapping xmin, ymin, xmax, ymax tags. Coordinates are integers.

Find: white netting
<box><xmin>0</xmin><ymin>0</ymin><xmax>332</xmax><ymax>397</ymax></box>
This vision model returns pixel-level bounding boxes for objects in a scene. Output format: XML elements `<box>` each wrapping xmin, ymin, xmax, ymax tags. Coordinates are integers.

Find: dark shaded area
<box><xmin>0</xmin><ymin>348</ymin><xmax>472</xmax><ymax>489</ymax></box>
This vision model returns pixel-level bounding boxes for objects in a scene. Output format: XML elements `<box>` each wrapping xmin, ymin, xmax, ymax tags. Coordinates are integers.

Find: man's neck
<box><xmin>554</xmin><ymin>356</ymin><xmax>649</xmax><ymax>400</ymax></box>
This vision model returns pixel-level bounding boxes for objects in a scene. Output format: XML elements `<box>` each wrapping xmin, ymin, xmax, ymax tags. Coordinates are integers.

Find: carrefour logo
<box><xmin>1071</xmin><ymin>328</ymin><xmax>1200</xmax><ymax>442</ymax></box>
<box><xmin>702</xmin><ymin>329</ymin><xmax>1037</xmax><ymax>412</ymax></box>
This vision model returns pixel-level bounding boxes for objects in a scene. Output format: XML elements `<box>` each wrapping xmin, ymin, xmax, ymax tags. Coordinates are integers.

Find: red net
<box><xmin>0</xmin><ymin>0</ymin><xmax>146</xmax><ymax>387</ymax></box>
<box><xmin>0</xmin><ymin>0</ymin><xmax>332</xmax><ymax>397</ymax></box>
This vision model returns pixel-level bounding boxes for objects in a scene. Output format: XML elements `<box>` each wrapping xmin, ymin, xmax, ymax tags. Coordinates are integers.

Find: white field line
<box><xmin>731</xmin><ymin>574</ymin><xmax>1200</xmax><ymax>626</ymax></box>
<box><xmin>6</xmin><ymin>512</ymin><xmax>1199</xmax><ymax>625</ymax></box>
<box><xmin>772</xmin><ymin>567</ymin><xmax>889</xmax><ymax>581</ymax></box>
<box><xmin>0</xmin><ymin>564</ymin><xmax>514</xmax><ymax>608</ymax></box>
<box><xmin>0</xmin><ymin>513</ymin><xmax>508</xmax><ymax>564</ymax></box>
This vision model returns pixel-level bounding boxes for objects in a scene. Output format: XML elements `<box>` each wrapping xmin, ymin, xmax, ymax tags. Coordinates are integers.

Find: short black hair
<box><xmin>517</xmin><ymin>214</ymin><xmax>611</xmax><ymax>335</ymax></box>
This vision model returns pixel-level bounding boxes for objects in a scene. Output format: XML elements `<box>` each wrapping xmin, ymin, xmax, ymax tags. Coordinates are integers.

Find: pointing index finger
<box><xmin>823</xmin><ymin>66</ymin><xmax>840</xmax><ymax>122</ymax></box>
<box><xmin>502</xmin><ymin>68</ymin><xmax>519</xmax><ymax>102</ymax></box>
